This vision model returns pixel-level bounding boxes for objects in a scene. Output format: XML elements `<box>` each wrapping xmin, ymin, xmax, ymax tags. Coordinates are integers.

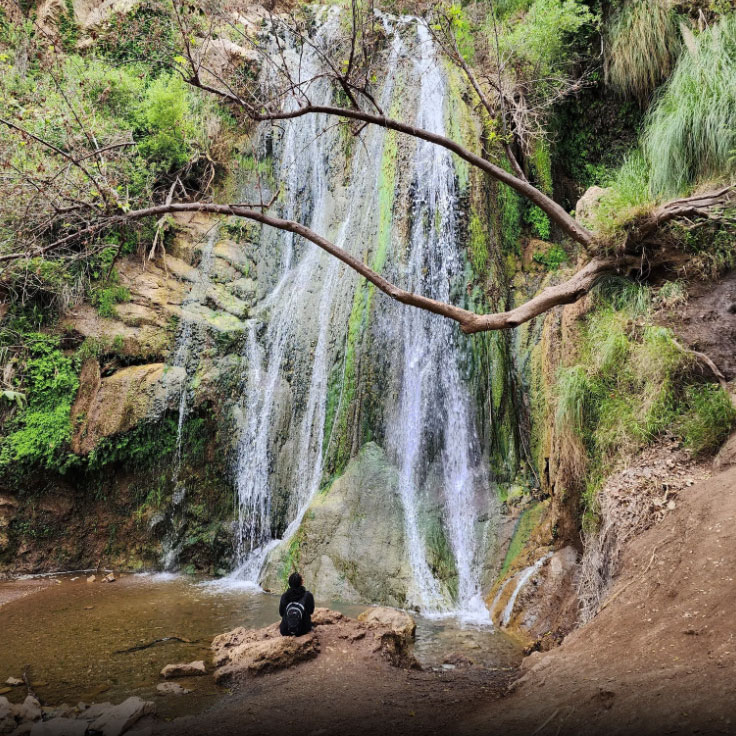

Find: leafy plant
<box><xmin>680</xmin><ymin>384</ymin><xmax>736</xmax><ymax>455</ymax></box>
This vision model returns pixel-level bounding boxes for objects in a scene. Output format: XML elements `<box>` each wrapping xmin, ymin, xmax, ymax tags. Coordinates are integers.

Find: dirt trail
<box><xmin>462</xmin><ymin>466</ymin><xmax>736</xmax><ymax>736</ymax></box>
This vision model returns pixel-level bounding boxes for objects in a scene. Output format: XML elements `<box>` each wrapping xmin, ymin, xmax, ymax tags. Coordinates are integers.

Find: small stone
<box><xmin>4</xmin><ymin>679</ymin><xmax>22</xmax><ymax>687</ymax></box>
<box><xmin>86</xmin><ymin>576</ymin><xmax>96</xmax><ymax>584</ymax></box>
<box><xmin>667</xmin><ymin>500</ymin><xmax>676</xmax><ymax>510</ymax></box>
<box><xmin>156</xmin><ymin>683</ymin><xmax>191</xmax><ymax>696</ymax></box>
<box><xmin>89</xmin><ymin>697</ymin><xmax>154</xmax><ymax>736</ymax></box>
<box><xmin>102</xmin><ymin>573</ymin><xmax>116</xmax><ymax>583</ymax></box>
<box><xmin>160</xmin><ymin>661</ymin><xmax>205</xmax><ymax>679</ymax></box>
<box><xmin>441</xmin><ymin>663</ymin><xmax>456</xmax><ymax>670</ymax></box>
<box><xmin>29</xmin><ymin>718</ymin><xmax>88</xmax><ymax>736</ymax></box>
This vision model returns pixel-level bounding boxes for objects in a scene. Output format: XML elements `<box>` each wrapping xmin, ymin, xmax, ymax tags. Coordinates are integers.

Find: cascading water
<box><xmin>223</xmin><ymin>13</ymin><xmax>496</xmax><ymax>623</ymax></box>
<box><xmin>162</xmin><ymin>226</ymin><xmax>217</xmax><ymax>569</ymax></box>
<box><xmin>229</xmin><ymin>9</ymin><xmax>403</xmax><ymax>583</ymax></box>
<box><xmin>385</xmin><ymin>22</ymin><xmax>492</xmax><ymax>622</ymax></box>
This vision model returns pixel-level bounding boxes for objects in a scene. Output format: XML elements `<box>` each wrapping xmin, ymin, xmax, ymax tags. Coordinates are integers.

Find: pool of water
<box><xmin>0</xmin><ymin>573</ymin><xmax>522</xmax><ymax>719</ymax></box>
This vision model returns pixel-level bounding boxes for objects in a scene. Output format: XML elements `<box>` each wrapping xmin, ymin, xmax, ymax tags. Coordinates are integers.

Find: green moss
<box><xmin>499</xmin><ymin>502</ymin><xmax>545</xmax><ymax>577</ymax></box>
<box><xmin>468</xmin><ymin>213</ymin><xmax>490</xmax><ymax>275</ymax></box>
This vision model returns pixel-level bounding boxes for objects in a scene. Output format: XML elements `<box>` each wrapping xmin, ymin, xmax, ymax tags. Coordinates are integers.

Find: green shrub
<box><xmin>527</xmin><ymin>207</ymin><xmax>552</xmax><ymax>240</ymax></box>
<box><xmin>644</xmin><ymin>14</ymin><xmax>736</xmax><ymax>196</ymax></box>
<box><xmin>533</xmin><ymin>243</ymin><xmax>567</xmax><ymax>269</ymax></box>
<box><xmin>0</xmin><ymin>335</ymin><xmax>79</xmax><ymax>470</ymax></box>
<box><xmin>680</xmin><ymin>384</ymin><xmax>736</xmax><ymax>455</ymax></box>
<box><xmin>136</xmin><ymin>74</ymin><xmax>197</xmax><ymax>172</ymax></box>
<box><xmin>92</xmin><ymin>284</ymin><xmax>130</xmax><ymax>318</ymax></box>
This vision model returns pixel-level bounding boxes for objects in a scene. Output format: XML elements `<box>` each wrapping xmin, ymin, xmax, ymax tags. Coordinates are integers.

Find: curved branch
<box><xmin>23</xmin><ymin>202</ymin><xmax>622</xmax><ymax>333</ymax></box>
<box><xmin>185</xmin><ymin>77</ymin><xmax>594</xmax><ymax>247</ymax></box>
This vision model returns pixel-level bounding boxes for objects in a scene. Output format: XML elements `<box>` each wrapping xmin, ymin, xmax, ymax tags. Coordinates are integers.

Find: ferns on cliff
<box><xmin>644</xmin><ymin>14</ymin><xmax>736</xmax><ymax>196</ymax></box>
<box><xmin>605</xmin><ymin>0</ymin><xmax>681</xmax><ymax>105</ymax></box>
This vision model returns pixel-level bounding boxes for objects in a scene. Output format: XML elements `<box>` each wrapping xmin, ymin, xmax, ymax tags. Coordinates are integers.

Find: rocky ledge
<box><xmin>211</xmin><ymin>606</ymin><xmax>417</xmax><ymax>684</ymax></box>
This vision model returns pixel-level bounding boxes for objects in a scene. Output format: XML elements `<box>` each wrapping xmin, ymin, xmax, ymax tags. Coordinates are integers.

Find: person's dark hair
<box><xmin>288</xmin><ymin>572</ymin><xmax>303</xmax><ymax>589</ymax></box>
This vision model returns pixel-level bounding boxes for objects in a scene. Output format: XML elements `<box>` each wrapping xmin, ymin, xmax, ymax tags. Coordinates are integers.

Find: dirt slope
<box><xmin>462</xmin><ymin>466</ymin><xmax>736</xmax><ymax>736</ymax></box>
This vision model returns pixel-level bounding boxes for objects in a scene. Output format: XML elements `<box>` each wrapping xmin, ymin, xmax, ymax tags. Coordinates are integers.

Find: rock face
<box><xmin>159</xmin><ymin>661</ymin><xmax>206</xmax><ymax>679</ymax></box>
<box><xmin>260</xmin><ymin>444</ymin><xmax>413</xmax><ymax>606</ymax></box>
<box><xmin>30</xmin><ymin>718</ymin><xmax>88</xmax><ymax>736</ymax></box>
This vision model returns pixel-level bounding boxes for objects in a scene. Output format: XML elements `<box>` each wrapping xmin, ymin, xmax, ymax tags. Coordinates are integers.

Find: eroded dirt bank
<box><xmin>461</xmin><ymin>466</ymin><xmax>736</xmax><ymax>736</ymax></box>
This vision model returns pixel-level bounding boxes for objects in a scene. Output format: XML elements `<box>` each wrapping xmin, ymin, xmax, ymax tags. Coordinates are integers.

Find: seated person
<box><xmin>279</xmin><ymin>571</ymin><xmax>315</xmax><ymax>637</ymax></box>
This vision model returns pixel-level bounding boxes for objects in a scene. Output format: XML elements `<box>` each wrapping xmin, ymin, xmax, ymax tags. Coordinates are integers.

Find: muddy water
<box><xmin>0</xmin><ymin>574</ymin><xmax>522</xmax><ymax>720</ymax></box>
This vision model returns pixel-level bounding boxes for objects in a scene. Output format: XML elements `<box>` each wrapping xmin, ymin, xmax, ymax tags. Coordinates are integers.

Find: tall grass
<box><xmin>644</xmin><ymin>14</ymin><xmax>736</xmax><ymax>196</ymax></box>
<box><xmin>605</xmin><ymin>0</ymin><xmax>681</xmax><ymax>105</ymax></box>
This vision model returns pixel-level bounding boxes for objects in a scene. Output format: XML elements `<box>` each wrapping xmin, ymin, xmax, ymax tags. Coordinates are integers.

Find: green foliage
<box><xmin>533</xmin><ymin>243</ymin><xmax>567</xmax><ymax>270</ymax></box>
<box><xmin>58</xmin><ymin>0</ymin><xmax>79</xmax><ymax>52</ymax></box>
<box><xmin>526</xmin><ymin>206</ymin><xmax>552</xmax><ymax>240</ymax></box>
<box><xmin>605</xmin><ymin>0</ymin><xmax>681</xmax><ymax>104</ymax></box>
<box><xmin>468</xmin><ymin>213</ymin><xmax>489</xmax><ymax>274</ymax></box>
<box><xmin>0</xmin><ymin>335</ymin><xmax>79</xmax><ymax>470</ymax></box>
<box><xmin>499</xmin><ymin>0</ymin><xmax>596</xmax><ymax>77</ymax></box>
<box><xmin>136</xmin><ymin>74</ymin><xmax>197</xmax><ymax>172</ymax></box>
<box><xmin>555</xmin><ymin>279</ymin><xmax>734</xmax><ymax>517</ymax></box>
<box><xmin>92</xmin><ymin>283</ymin><xmax>131</xmax><ymax>318</ymax></box>
<box><xmin>644</xmin><ymin>15</ymin><xmax>736</xmax><ymax>196</ymax></box>
<box><xmin>680</xmin><ymin>384</ymin><xmax>736</xmax><ymax>455</ymax></box>
<box><xmin>87</xmin><ymin>417</ymin><xmax>178</xmax><ymax>471</ymax></box>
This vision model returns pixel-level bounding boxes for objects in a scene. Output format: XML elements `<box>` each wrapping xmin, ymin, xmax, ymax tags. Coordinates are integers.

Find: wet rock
<box><xmin>357</xmin><ymin>607</ymin><xmax>416</xmax><ymax>639</ymax></box>
<box><xmin>86</xmin><ymin>576</ymin><xmax>96</xmax><ymax>584</ymax></box>
<box><xmin>29</xmin><ymin>718</ymin><xmax>87</xmax><ymax>736</ymax></box>
<box><xmin>160</xmin><ymin>661</ymin><xmax>205</xmax><ymax>679</ymax></box>
<box><xmin>213</xmin><ymin>631</ymin><xmax>319</xmax><ymax>684</ymax></box>
<box><xmin>443</xmin><ymin>653</ymin><xmax>474</xmax><ymax>668</ymax></box>
<box><xmin>88</xmin><ymin>697</ymin><xmax>154</xmax><ymax>736</ymax></box>
<box><xmin>102</xmin><ymin>573</ymin><xmax>116</xmax><ymax>583</ymax></box>
<box><xmin>156</xmin><ymin>683</ymin><xmax>190</xmax><ymax>696</ymax></box>
<box><xmin>260</xmin><ymin>444</ymin><xmax>413</xmax><ymax>606</ymax></box>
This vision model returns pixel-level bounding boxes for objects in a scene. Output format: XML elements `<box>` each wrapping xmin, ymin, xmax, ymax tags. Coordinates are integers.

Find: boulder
<box><xmin>0</xmin><ymin>699</ymin><xmax>10</xmax><ymax>721</ymax></box>
<box><xmin>211</xmin><ymin>624</ymin><xmax>279</xmax><ymax>668</ymax></box>
<box><xmin>575</xmin><ymin>185</ymin><xmax>610</xmax><ymax>225</ymax></box>
<box><xmin>357</xmin><ymin>607</ymin><xmax>416</xmax><ymax>639</ymax></box>
<box><xmin>156</xmin><ymin>683</ymin><xmax>190</xmax><ymax>696</ymax></box>
<box><xmin>14</xmin><ymin>698</ymin><xmax>42</xmax><ymax>723</ymax></box>
<box><xmin>76</xmin><ymin>703</ymin><xmax>112</xmax><ymax>722</ymax></box>
<box><xmin>89</xmin><ymin>698</ymin><xmax>154</xmax><ymax>736</ymax></box>
<box><xmin>9</xmin><ymin>723</ymin><xmax>33</xmax><ymax>736</ymax></box>
<box><xmin>29</xmin><ymin>719</ymin><xmax>87</xmax><ymax>736</ymax></box>
<box><xmin>311</xmin><ymin>608</ymin><xmax>347</xmax><ymax>626</ymax></box>
<box><xmin>160</xmin><ymin>661</ymin><xmax>205</xmax><ymax>679</ymax></box>
<box><xmin>214</xmin><ymin>632</ymin><xmax>319</xmax><ymax>684</ymax></box>
<box><xmin>260</xmin><ymin>443</ymin><xmax>413</xmax><ymax>606</ymax></box>
<box><xmin>102</xmin><ymin>573</ymin><xmax>116</xmax><ymax>583</ymax></box>
<box><xmin>714</xmin><ymin>431</ymin><xmax>736</xmax><ymax>470</ymax></box>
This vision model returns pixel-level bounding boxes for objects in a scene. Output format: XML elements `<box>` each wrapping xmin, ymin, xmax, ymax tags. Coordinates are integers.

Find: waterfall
<box><xmin>229</xmin><ymin>9</ymin><xmax>402</xmax><ymax>581</ymax></box>
<box><xmin>223</xmin><ymin>12</ymin><xmax>496</xmax><ymax>624</ymax></box>
<box><xmin>500</xmin><ymin>553</ymin><xmax>552</xmax><ymax>627</ymax></box>
<box><xmin>386</xmin><ymin>21</ymin><xmax>492</xmax><ymax>622</ymax></box>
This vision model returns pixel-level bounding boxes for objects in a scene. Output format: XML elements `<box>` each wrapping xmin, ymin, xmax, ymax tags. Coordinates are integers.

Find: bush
<box><xmin>644</xmin><ymin>14</ymin><xmax>736</xmax><ymax>196</ymax></box>
<box><xmin>533</xmin><ymin>243</ymin><xmax>567</xmax><ymax>269</ymax></box>
<box><xmin>136</xmin><ymin>74</ymin><xmax>197</xmax><ymax>172</ymax></box>
<box><xmin>0</xmin><ymin>335</ymin><xmax>79</xmax><ymax>470</ymax></box>
<box><xmin>680</xmin><ymin>384</ymin><xmax>736</xmax><ymax>455</ymax></box>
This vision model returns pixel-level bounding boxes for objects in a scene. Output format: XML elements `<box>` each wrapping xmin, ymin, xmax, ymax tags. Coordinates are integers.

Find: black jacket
<box><xmin>279</xmin><ymin>586</ymin><xmax>315</xmax><ymax>636</ymax></box>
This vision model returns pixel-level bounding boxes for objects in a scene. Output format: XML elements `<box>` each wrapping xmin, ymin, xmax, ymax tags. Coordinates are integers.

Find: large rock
<box><xmin>71</xmin><ymin>363</ymin><xmax>185</xmax><ymax>454</ymax></box>
<box><xmin>357</xmin><ymin>607</ymin><xmax>416</xmax><ymax>639</ymax></box>
<box><xmin>13</xmin><ymin>698</ymin><xmax>41</xmax><ymax>723</ymax></box>
<box><xmin>159</xmin><ymin>661</ymin><xmax>205</xmax><ymax>679</ymax></box>
<box><xmin>574</xmin><ymin>185</ymin><xmax>610</xmax><ymax>225</ymax></box>
<box><xmin>88</xmin><ymin>697</ymin><xmax>154</xmax><ymax>736</ymax></box>
<box><xmin>714</xmin><ymin>430</ymin><xmax>736</xmax><ymax>470</ymax></box>
<box><xmin>260</xmin><ymin>443</ymin><xmax>413</xmax><ymax>605</ymax></box>
<box><xmin>213</xmin><ymin>631</ymin><xmax>319</xmax><ymax>684</ymax></box>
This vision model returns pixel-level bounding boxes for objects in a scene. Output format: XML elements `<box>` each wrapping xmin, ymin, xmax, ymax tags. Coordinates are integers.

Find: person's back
<box><xmin>279</xmin><ymin>572</ymin><xmax>315</xmax><ymax>637</ymax></box>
